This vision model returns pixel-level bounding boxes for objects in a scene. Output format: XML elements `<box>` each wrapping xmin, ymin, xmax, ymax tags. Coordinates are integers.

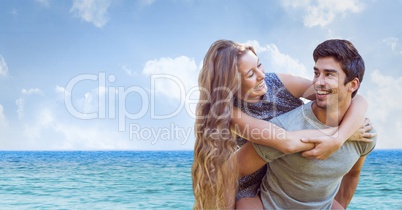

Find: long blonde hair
<box><xmin>192</xmin><ymin>40</ymin><xmax>255</xmax><ymax>209</ymax></box>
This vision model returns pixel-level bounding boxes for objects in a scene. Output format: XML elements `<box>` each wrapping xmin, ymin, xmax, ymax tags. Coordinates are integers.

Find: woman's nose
<box><xmin>257</xmin><ymin>69</ymin><xmax>265</xmax><ymax>80</ymax></box>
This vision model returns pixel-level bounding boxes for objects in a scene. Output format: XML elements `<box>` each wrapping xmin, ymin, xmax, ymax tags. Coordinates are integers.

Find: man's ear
<box><xmin>348</xmin><ymin>78</ymin><xmax>360</xmax><ymax>92</ymax></box>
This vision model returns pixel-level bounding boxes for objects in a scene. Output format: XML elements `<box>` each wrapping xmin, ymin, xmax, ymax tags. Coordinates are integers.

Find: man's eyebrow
<box><xmin>313</xmin><ymin>67</ymin><xmax>339</xmax><ymax>74</ymax></box>
<box><xmin>324</xmin><ymin>69</ymin><xmax>339</xmax><ymax>74</ymax></box>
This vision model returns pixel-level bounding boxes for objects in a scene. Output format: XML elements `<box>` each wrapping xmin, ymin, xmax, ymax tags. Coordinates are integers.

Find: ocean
<box><xmin>0</xmin><ymin>150</ymin><xmax>401</xmax><ymax>209</ymax></box>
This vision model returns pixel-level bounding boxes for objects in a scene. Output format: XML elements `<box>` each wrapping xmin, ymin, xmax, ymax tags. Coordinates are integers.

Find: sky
<box><xmin>0</xmin><ymin>0</ymin><xmax>401</xmax><ymax>151</ymax></box>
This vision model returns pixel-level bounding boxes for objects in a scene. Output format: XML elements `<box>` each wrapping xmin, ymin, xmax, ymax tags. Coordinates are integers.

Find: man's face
<box><xmin>313</xmin><ymin>56</ymin><xmax>351</xmax><ymax>109</ymax></box>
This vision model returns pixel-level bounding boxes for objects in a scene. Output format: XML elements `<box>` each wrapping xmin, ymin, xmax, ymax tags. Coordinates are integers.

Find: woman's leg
<box><xmin>331</xmin><ymin>199</ymin><xmax>345</xmax><ymax>210</ymax></box>
<box><xmin>235</xmin><ymin>196</ymin><xmax>263</xmax><ymax>209</ymax></box>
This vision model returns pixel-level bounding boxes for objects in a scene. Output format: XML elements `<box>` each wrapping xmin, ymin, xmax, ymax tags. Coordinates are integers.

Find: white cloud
<box><xmin>142</xmin><ymin>56</ymin><xmax>199</xmax><ymax>101</ymax></box>
<box><xmin>367</xmin><ymin>70</ymin><xmax>402</xmax><ymax>122</ymax></box>
<box><xmin>366</xmin><ymin>70</ymin><xmax>402</xmax><ymax>149</ymax></box>
<box><xmin>281</xmin><ymin>0</ymin><xmax>311</xmax><ymax>9</ymax></box>
<box><xmin>52</xmin><ymin>122</ymin><xmax>131</xmax><ymax>150</ymax></box>
<box><xmin>281</xmin><ymin>0</ymin><xmax>365</xmax><ymax>27</ymax></box>
<box><xmin>70</xmin><ymin>0</ymin><xmax>112</xmax><ymax>28</ymax></box>
<box><xmin>0</xmin><ymin>104</ymin><xmax>8</xmax><ymax>128</ymax></box>
<box><xmin>23</xmin><ymin>108</ymin><xmax>54</xmax><ymax>140</ymax></box>
<box><xmin>246</xmin><ymin>40</ymin><xmax>310</xmax><ymax>79</ymax></box>
<box><xmin>0</xmin><ymin>55</ymin><xmax>8</xmax><ymax>77</ymax></box>
<box><xmin>383</xmin><ymin>37</ymin><xmax>398</xmax><ymax>51</ymax></box>
<box><xmin>75</xmin><ymin>91</ymin><xmax>97</xmax><ymax>117</ymax></box>
<box><xmin>15</xmin><ymin>88</ymin><xmax>44</xmax><ymax>120</ymax></box>
<box><xmin>16</xmin><ymin>98</ymin><xmax>24</xmax><ymax>119</ymax></box>
<box><xmin>245</xmin><ymin>40</ymin><xmax>269</xmax><ymax>54</ymax></box>
<box><xmin>66</xmin><ymin>86</ymin><xmax>108</xmax><ymax>120</ymax></box>
<box><xmin>55</xmin><ymin>85</ymin><xmax>67</xmax><ymax>96</ymax></box>
<box><xmin>21</xmin><ymin>108</ymin><xmax>132</xmax><ymax>150</ymax></box>
<box><xmin>383</xmin><ymin>37</ymin><xmax>402</xmax><ymax>54</ymax></box>
<box><xmin>21</xmin><ymin>88</ymin><xmax>43</xmax><ymax>95</ymax></box>
<box><xmin>97</xmin><ymin>86</ymin><xmax>107</xmax><ymax>97</ymax></box>
<box><xmin>266</xmin><ymin>45</ymin><xmax>309</xmax><ymax>78</ymax></box>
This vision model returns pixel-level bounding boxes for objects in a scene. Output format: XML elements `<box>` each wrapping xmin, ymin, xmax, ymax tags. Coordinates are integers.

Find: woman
<box><xmin>191</xmin><ymin>40</ymin><xmax>372</xmax><ymax>209</ymax></box>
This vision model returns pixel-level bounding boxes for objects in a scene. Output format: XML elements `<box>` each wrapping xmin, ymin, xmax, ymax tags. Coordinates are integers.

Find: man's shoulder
<box><xmin>271</xmin><ymin>103</ymin><xmax>303</xmax><ymax>119</ymax></box>
<box><xmin>269</xmin><ymin>103</ymin><xmax>311</xmax><ymax>129</ymax></box>
<box><xmin>345</xmin><ymin>127</ymin><xmax>377</xmax><ymax>156</ymax></box>
<box><xmin>359</xmin><ymin>128</ymin><xmax>377</xmax><ymax>156</ymax></box>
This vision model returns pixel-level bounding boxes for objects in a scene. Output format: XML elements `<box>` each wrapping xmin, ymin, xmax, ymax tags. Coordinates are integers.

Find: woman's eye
<box><xmin>248</xmin><ymin>72</ymin><xmax>254</xmax><ymax>78</ymax></box>
<box><xmin>257</xmin><ymin>63</ymin><xmax>262</xmax><ymax>68</ymax></box>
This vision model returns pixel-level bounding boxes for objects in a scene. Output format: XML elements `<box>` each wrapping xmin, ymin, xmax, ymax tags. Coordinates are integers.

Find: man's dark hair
<box><xmin>313</xmin><ymin>39</ymin><xmax>365</xmax><ymax>98</ymax></box>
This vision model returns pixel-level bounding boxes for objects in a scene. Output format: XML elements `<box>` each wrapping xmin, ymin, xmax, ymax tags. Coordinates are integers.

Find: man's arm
<box><xmin>334</xmin><ymin>156</ymin><xmax>367</xmax><ymax>208</ymax></box>
<box><xmin>237</xmin><ymin>142</ymin><xmax>266</xmax><ymax>177</ymax></box>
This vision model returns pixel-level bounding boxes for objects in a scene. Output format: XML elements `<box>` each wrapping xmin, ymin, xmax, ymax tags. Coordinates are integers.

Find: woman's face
<box><xmin>237</xmin><ymin>50</ymin><xmax>267</xmax><ymax>102</ymax></box>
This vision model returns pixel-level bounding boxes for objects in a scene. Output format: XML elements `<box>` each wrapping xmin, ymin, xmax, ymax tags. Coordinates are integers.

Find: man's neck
<box><xmin>312</xmin><ymin>100</ymin><xmax>352</xmax><ymax>127</ymax></box>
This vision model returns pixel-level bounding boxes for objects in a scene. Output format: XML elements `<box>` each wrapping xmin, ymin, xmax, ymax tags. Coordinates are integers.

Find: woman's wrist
<box><xmin>331</xmin><ymin>131</ymin><xmax>347</xmax><ymax>146</ymax></box>
<box><xmin>281</xmin><ymin>131</ymin><xmax>297</xmax><ymax>154</ymax></box>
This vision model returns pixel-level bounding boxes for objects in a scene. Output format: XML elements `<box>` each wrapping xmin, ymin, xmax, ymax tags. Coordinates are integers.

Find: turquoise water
<box><xmin>0</xmin><ymin>151</ymin><xmax>194</xmax><ymax>209</ymax></box>
<box><xmin>349</xmin><ymin>150</ymin><xmax>402</xmax><ymax>209</ymax></box>
<box><xmin>0</xmin><ymin>150</ymin><xmax>401</xmax><ymax>209</ymax></box>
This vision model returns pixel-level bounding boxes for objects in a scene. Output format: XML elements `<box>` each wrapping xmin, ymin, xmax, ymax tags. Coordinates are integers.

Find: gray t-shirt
<box><xmin>253</xmin><ymin>102</ymin><xmax>376</xmax><ymax>209</ymax></box>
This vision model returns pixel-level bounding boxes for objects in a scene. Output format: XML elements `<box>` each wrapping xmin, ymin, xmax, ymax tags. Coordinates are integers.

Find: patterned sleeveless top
<box><xmin>234</xmin><ymin>72</ymin><xmax>304</xmax><ymax>200</ymax></box>
<box><xmin>234</xmin><ymin>72</ymin><xmax>304</xmax><ymax>147</ymax></box>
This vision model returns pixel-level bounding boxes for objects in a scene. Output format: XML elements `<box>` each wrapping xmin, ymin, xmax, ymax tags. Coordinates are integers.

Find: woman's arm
<box><xmin>300</xmin><ymin>94</ymin><xmax>372</xmax><ymax>159</ymax></box>
<box><xmin>232</xmin><ymin>73</ymin><xmax>374</xmax><ymax>159</ymax></box>
<box><xmin>231</xmin><ymin>73</ymin><xmax>331</xmax><ymax>154</ymax></box>
<box><xmin>278</xmin><ymin>74</ymin><xmax>374</xmax><ymax>159</ymax></box>
<box><xmin>276</xmin><ymin>73</ymin><xmax>315</xmax><ymax>100</ymax></box>
<box><xmin>231</xmin><ymin>73</ymin><xmax>336</xmax><ymax>154</ymax></box>
<box><xmin>231</xmin><ymin>107</ymin><xmax>336</xmax><ymax>154</ymax></box>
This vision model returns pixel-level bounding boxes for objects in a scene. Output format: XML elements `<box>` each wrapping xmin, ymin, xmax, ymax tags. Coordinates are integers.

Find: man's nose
<box><xmin>315</xmin><ymin>75</ymin><xmax>326</xmax><ymax>86</ymax></box>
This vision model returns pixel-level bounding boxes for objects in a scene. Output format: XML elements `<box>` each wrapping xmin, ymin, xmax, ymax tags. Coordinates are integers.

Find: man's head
<box><xmin>312</xmin><ymin>39</ymin><xmax>365</xmax><ymax>109</ymax></box>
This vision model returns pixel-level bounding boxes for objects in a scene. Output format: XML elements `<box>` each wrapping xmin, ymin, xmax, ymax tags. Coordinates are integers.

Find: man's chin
<box><xmin>315</xmin><ymin>101</ymin><xmax>328</xmax><ymax>109</ymax></box>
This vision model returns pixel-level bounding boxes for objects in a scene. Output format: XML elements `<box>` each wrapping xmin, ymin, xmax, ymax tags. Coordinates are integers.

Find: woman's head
<box><xmin>192</xmin><ymin>39</ymin><xmax>266</xmax><ymax>209</ymax></box>
<box><xmin>237</xmin><ymin>49</ymin><xmax>267</xmax><ymax>102</ymax></box>
<box><xmin>199</xmin><ymin>39</ymin><xmax>267</xmax><ymax>105</ymax></box>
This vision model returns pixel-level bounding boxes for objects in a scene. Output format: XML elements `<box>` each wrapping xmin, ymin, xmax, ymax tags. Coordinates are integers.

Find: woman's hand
<box><xmin>348</xmin><ymin>118</ymin><xmax>377</xmax><ymax>142</ymax></box>
<box><xmin>299</xmin><ymin>118</ymin><xmax>376</xmax><ymax>160</ymax></box>
<box><xmin>300</xmin><ymin>135</ymin><xmax>343</xmax><ymax>160</ymax></box>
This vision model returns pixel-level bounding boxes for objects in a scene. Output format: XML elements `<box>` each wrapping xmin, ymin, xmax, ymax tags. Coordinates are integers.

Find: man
<box><xmin>237</xmin><ymin>39</ymin><xmax>376</xmax><ymax>209</ymax></box>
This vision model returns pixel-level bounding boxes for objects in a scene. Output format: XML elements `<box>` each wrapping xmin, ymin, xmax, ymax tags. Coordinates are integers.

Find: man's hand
<box><xmin>300</xmin><ymin>135</ymin><xmax>342</xmax><ymax>160</ymax></box>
